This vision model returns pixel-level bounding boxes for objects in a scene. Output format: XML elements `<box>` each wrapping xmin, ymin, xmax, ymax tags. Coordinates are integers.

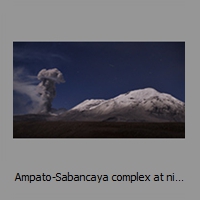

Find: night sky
<box><xmin>13</xmin><ymin>42</ymin><xmax>185</xmax><ymax>114</ymax></box>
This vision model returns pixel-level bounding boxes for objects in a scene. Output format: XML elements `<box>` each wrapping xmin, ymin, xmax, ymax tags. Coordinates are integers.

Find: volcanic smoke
<box><xmin>37</xmin><ymin>68</ymin><xmax>65</xmax><ymax>113</ymax></box>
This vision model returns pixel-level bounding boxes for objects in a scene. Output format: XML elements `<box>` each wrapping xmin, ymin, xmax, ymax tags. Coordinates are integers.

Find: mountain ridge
<box><xmin>60</xmin><ymin>88</ymin><xmax>185</xmax><ymax>122</ymax></box>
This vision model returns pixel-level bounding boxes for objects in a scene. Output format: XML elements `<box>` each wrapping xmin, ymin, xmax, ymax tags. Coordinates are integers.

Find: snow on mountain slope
<box><xmin>71</xmin><ymin>99</ymin><xmax>105</xmax><ymax>111</ymax></box>
<box><xmin>61</xmin><ymin>88</ymin><xmax>185</xmax><ymax>122</ymax></box>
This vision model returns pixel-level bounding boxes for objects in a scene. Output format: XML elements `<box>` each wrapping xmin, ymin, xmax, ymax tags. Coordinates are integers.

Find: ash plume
<box><xmin>37</xmin><ymin>68</ymin><xmax>65</xmax><ymax>113</ymax></box>
<box><xmin>13</xmin><ymin>68</ymin><xmax>65</xmax><ymax>114</ymax></box>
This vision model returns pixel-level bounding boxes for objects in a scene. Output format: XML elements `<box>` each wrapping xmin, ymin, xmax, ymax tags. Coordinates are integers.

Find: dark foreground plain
<box><xmin>13</xmin><ymin>121</ymin><xmax>185</xmax><ymax>138</ymax></box>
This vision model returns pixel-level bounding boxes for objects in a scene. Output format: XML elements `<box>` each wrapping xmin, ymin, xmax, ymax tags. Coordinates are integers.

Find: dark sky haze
<box><xmin>13</xmin><ymin>42</ymin><xmax>185</xmax><ymax>114</ymax></box>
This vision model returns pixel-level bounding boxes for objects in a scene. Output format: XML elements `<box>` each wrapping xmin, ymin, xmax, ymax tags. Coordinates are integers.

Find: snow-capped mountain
<box><xmin>60</xmin><ymin>88</ymin><xmax>185</xmax><ymax>122</ymax></box>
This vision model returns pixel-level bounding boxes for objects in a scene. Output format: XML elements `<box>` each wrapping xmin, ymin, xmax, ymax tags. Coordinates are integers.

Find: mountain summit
<box><xmin>60</xmin><ymin>88</ymin><xmax>185</xmax><ymax>122</ymax></box>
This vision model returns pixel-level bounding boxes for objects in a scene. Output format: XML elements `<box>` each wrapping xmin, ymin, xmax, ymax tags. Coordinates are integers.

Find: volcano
<box><xmin>59</xmin><ymin>88</ymin><xmax>185</xmax><ymax>122</ymax></box>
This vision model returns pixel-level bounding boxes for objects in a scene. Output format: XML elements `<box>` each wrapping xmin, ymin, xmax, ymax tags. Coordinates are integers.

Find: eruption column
<box><xmin>37</xmin><ymin>68</ymin><xmax>65</xmax><ymax>113</ymax></box>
